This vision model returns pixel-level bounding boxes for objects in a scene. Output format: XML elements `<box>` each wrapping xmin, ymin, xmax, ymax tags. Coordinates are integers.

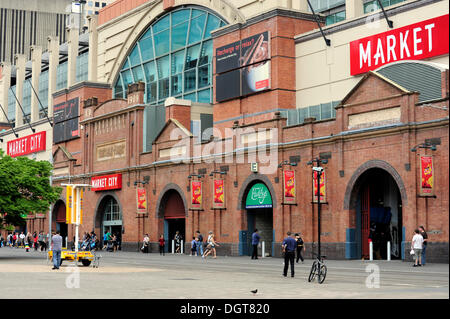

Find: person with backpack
<box><xmin>190</xmin><ymin>237</ymin><xmax>198</xmax><ymax>256</ymax></box>
<box><xmin>295</xmin><ymin>233</ymin><xmax>305</xmax><ymax>263</ymax></box>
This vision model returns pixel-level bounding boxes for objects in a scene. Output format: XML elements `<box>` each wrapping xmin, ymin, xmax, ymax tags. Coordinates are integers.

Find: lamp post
<box><xmin>307</xmin><ymin>157</ymin><xmax>328</xmax><ymax>259</ymax></box>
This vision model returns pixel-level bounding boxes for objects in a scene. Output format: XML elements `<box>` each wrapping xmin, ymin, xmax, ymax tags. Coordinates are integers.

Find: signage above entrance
<box><xmin>245</xmin><ymin>183</ymin><xmax>272</xmax><ymax>209</ymax></box>
<box><xmin>350</xmin><ymin>14</ymin><xmax>449</xmax><ymax>75</ymax></box>
<box><xmin>7</xmin><ymin>131</ymin><xmax>46</xmax><ymax>158</ymax></box>
<box><xmin>91</xmin><ymin>174</ymin><xmax>122</xmax><ymax>191</ymax></box>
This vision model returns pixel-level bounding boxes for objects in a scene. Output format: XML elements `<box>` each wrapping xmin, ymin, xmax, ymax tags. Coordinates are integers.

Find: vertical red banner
<box><xmin>136</xmin><ymin>188</ymin><xmax>147</xmax><ymax>213</ymax></box>
<box><xmin>283</xmin><ymin>170</ymin><xmax>296</xmax><ymax>204</ymax></box>
<box><xmin>191</xmin><ymin>181</ymin><xmax>202</xmax><ymax>210</ymax></box>
<box><xmin>420</xmin><ymin>156</ymin><xmax>434</xmax><ymax>196</ymax></box>
<box><xmin>313</xmin><ymin>170</ymin><xmax>326</xmax><ymax>203</ymax></box>
<box><xmin>213</xmin><ymin>179</ymin><xmax>225</xmax><ymax>209</ymax></box>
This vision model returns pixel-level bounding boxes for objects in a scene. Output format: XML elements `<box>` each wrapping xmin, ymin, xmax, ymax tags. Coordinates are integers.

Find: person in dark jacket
<box><xmin>295</xmin><ymin>233</ymin><xmax>305</xmax><ymax>263</ymax></box>
<box><xmin>251</xmin><ymin>229</ymin><xmax>261</xmax><ymax>259</ymax></box>
<box><xmin>282</xmin><ymin>232</ymin><xmax>297</xmax><ymax>278</ymax></box>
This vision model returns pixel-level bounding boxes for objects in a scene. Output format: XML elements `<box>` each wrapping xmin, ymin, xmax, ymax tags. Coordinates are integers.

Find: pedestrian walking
<box><xmin>33</xmin><ymin>232</ymin><xmax>39</xmax><ymax>251</ymax></box>
<box><xmin>51</xmin><ymin>231</ymin><xmax>63</xmax><ymax>270</ymax></box>
<box><xmin>38</xmin><ymin>231</ymin><xmax>47</xmax><ymax>251</ymax></box>
<box><xmin>411</xmin><ymin>229</ymin><xmax>424</xmax><ymax>267</ymax></box>
<box><xmin>19</xmin><ymin>232</ymin><xmax>25</xmax><ymax>247</ymax></box>
<box><xmin>419</xmin><ymin>226</ymin><xmax>428</xmax><ymax>266</ymax></box>
<box><xmin>190</xmin><ymin>237</ymin><xmax>198</xmax><ymax>256</ymax></box>
<box><xmin>203</xmin><ymin>231</ymin><xmax>219</xmax><ymax>259</ymax></box>
<box><xmin>141</xmin><ymin>234</ymin><xmax>150</xmax><ymax>253</ymax></box>
<box><xmin>159</xmin><ymin>234</ymin><xmax>165</xmax><ymax>256</ymax></box>
<box><xmin>112</xmin><ymin>233</ymin><xmax>118</xmax><ymax>252</ymax></box>
<box><xmin>251</xmin><ymin>229</ymin><xmax>260</xmax><ymax>260</ymax></box>
<box><xmin>195</xmin><ymin>230</ymin><xmax>204</xmax><ymax>257</ymax></box>
<box><xmin>174</xmin><ymin>231</ymin><xmax>182</xmax><ymax>253</ymax></box>
<box><xmin>282</xmin><ymin>232</ymin><xmax>296</xmax><ymax>277</ymax></box>
<box><xmin>295</xmin><ymin>233</ymin><xmax>305</xmax><ymax>263</ymax></box>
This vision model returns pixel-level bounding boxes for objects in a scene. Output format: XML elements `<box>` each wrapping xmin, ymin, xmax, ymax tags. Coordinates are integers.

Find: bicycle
<box><xmin>308</xmin><ymin>252</ymin><xmax>327</xmax><ymax>284</ymax></box>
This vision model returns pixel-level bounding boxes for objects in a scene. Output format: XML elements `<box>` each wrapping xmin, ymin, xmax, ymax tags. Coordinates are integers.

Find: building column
<box><xmin>30</xmin><ymin>46</ymin><xmax>42</xmax><ymax>123</ymax></box>
<box><xmin>346</xmin><ymin>0</ymin><xmax>364</xmax><ymax>20</ymax></box>
<box><xmin>294</xmin><ymin>0</ymin><xmax>309</xmax><ymax>11</ymax></box>
<box><xmin>47</xmin><ymin>36</ymin><xmax>59</xmax><ymax>118</ymax></box>
<box><xmin>0</xmin><ymin>62</ymin><xmax>11</xmax><ymax>123</ymax></box>
<box><xmin>14</xmin><ymin>54</ymin><xmax>26</xmax><ymax>127</ymax></box>
<box><xmin>67</xmin><ymin>27</ymin><xmax>79</xmax><ymax>88</ymax></box>
<box><xmin>87</xmin><ymin>15</ymin><xmax>98</xmax><ymax>82</ymax></box>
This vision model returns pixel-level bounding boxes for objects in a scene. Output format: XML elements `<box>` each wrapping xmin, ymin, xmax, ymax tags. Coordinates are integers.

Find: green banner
<box><xmin>245</xmin><ymin>183</ymin><xmax>272</xmax><ymax>209</ymax></box>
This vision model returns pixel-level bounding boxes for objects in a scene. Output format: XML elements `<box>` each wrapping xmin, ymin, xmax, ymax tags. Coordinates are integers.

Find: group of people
<box><xmin>281</xmin><ymin>232</ymin><xmax>306</xmax><ymax>278</ymax></box>
<box><xmin>411</xmin><ymin>226</ymin><xmax>428</xmax><ymax>267</ymax></box>
<box><xmin>2</xmin><ymin>231</ymin><xmax>48</xmax><ymax>251</ymax></box>
<box><xmin>102</xmin><ymin>230</ymin><xmax>120</xmax><ymax>252</ymax></box>
<box><xmin>251</xmin><ymin>229</ymin><xmax>305</xmax><ymax>263</ymax></box>
<box><xmin>142</xmin><ymin>230</ymin><xmax>220</xmax><ymax>258</ymax></box>
<box><xmin>80</xmin><ymin>231</ymin><xmax>99</xmax><ymax>251</ymax></box>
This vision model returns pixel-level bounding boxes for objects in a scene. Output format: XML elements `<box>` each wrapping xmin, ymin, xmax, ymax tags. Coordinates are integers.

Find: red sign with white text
<box><xmin>7</xmin><ymin>131</ymin><xmax>46</xmax><ymax>157</ymax></box>
<box><xmin>350</xmin><ymin>14</ymin><xmax>449</xmax><ymax>75</ymax></box>
<box><xmin>91</xmin><ymin>174</ymin><xmax>122</xmax><ymax>191</ymax></box>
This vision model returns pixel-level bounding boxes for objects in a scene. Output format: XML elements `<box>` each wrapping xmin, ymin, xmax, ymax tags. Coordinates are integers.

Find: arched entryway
<box><xmin>346</xmin><ymin>163</ymin><xmax>405</xmax><ymax>260</ymax></box>
<box><xmin>241</xmin><ymin>181</ymin><xmax>274</xmax><ymax>257</ymax></box>
<box><xmin>95</xmin><ymin>195</ymin><xmax>123</xmax><ymax>250</ymax></box>
<box><xmin>158</xmin><ymin>188</ymin><xmax>186</xmax><ymax>253</ymax></box>
<box><xmin>52</xmin><ymin>200</ymin><xmax>68</xmax><ymax>246</ymax></box>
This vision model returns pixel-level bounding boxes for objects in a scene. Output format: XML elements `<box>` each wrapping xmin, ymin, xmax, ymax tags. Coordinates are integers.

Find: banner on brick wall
<box><xmin>191</xmin><ymin>181</ymin><xmax>202</xmax><ymax>210</ymax></box>
<box><xmin>283</xmin><ymin>170</ymin><xmax>296</xmax><ymax>204</ymax></box>
<box><xmin>136</xmin><ymin>187</ymin><xmax>147</xmax><ymax>213</ymax></box>
<box><xmin>419</xmin><ymin>155</ymin><xmax>434</xmax><ymax>196</ymax></box>
<box><xmin>213</xmin><ymin>179</ymin><xmax>225</xmax><ymax>209</ymax></box>
<box><xmin>313</xmin><ymin>170</ymin><xmax>326</xmax><ymax>203</ymax></box>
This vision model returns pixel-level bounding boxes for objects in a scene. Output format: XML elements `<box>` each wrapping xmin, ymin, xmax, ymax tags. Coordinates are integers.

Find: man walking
<box><xmin>251</xmin><ymin>229</ymin><xmax>261</xmax><ymax>260</ymax></box>
<box><xmin>196</xmin><ymin>231</ymin><xmax>204</xmax><ymax>257</ymax></box>
<box><xmin>51</xmin><ymin>231</ymin><xmax>63</xmax><ymax>270</ymax></box>
<box><xmin>419</xmin><ymin>226</ymin><xmax>428</xmax><ymax>266</ymax></box>
<box><xmin>282</xmin><ymin>232</ymin><xmax>296</xmax><ymax>278</ymax></box>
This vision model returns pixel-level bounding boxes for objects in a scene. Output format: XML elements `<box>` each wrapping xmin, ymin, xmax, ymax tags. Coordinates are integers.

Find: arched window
<box><xmin>113</xmin><ymin>6</ymin><xmax>227</xmax><ymax>104</ymax></box>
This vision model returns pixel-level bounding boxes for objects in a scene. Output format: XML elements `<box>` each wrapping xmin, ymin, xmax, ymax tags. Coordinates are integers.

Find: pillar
<box><xmin>30</xmin><ymin>46</ymin><xmax>42</xmax><ymax>123</ymax></box>
<box><xmin>87</xmin><ymin>14</ymin><xmax>98</xmax><ymax>82</ymax></box>
<box><xmin>0</xmin><ymin>62</ymin><xmax>11</xmax><ymax>123</ymax></box>
<box><xmin>346</xmin><ymin>0</ymin><xmax>364</xmax><ymax>20</ymax></box>
<box><xmin>66</xmin><ymin>27</ymin><xmax>79</xmax><ymax>88</ymax></box>
<box><xmin>47</xmin><ymin>36</ymin><xmax>59</xmax><ymax>118</ymax></box>
<box><xmin>14</xmin><ymin>54</ymin><xmax>26</xmax><ymax>127</ymax></box>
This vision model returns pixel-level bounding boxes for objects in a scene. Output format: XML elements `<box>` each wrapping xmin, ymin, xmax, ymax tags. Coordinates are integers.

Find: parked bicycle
<box><xmin>308</xmin><ymin>252</ymin><xmax>327</xmax><ymax>284</ymax></box>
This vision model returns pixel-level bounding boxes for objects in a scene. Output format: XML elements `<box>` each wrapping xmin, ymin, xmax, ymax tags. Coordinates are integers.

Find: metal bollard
<box><xmin>181</xmin><ymin>240</ymin><xmax>184</xmax><ymax>254</ymax></box>
<box><xmin>387</xmin><ymin>241</ymin><xmax>391</xmax><ymax>261</ymax></box>
<box><xmin>262</xmin><ymin>241</ymin><xmax>265</xmax><ymax>259</ymax></box>
<box><xmin>369</xmin><ymin>241</ymin><xmax>373</xmax><ymax>261</ymax></box>
<box><xmin>172</xmin><ymin>240</ymin><xmax>174</xmax><ymax>254</ymax></box>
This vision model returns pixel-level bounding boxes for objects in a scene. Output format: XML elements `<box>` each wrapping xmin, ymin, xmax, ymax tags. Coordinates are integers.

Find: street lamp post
<box><xmin>307</xmin><ymin>158</ymin><xmax>328</xmax><ymax>259</ymax></box>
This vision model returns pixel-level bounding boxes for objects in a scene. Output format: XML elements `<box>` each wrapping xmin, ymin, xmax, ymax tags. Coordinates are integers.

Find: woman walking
<box><xmin>159</xmin><ymin>234</ymin><xmax>165</xmax><ymax>256</ymax></box>
<box><xmin>203</xmin><ymin>231</ymin><xmax>219</xmax><ymax>259</ymax></box>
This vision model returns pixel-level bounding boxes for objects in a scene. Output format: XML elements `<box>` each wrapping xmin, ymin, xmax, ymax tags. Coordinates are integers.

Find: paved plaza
<box><xmin>0</xmin><ymin>248</ymin><xmax>448</xmax><ymax>300</ymax></box>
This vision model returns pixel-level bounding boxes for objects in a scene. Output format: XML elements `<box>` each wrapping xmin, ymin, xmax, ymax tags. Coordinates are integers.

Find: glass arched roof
<box><xmin>113</xmin><ymin>6</ymin><xmax>227</xmax><ymax>105</ymax></box>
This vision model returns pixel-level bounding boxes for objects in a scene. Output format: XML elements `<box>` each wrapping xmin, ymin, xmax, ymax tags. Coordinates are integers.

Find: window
<box><xmin>113</xmin><ymin>7</ymin><xmax>226</xmax><ymax>105</ymax></box>
<box><xmin>95</xmin><ymin>2</ymin><xmax>99</xmax><ymax>7</ymax></box>
<box><xmin>325</xmin><ymin>10</ymin><xmax>345</xmax><ymax>25</ymax></box>
<box><xmin>308</xmin><ymin>0</ymin><xmax>345</xmax><ymax>12</ymax></box>
<box><xmin>364</xmin><ymin>0</ymin><xmax>405</xmax><ymax>13</ymax></box>
<box><xmin>102</xmin><ymin>3</ymin><xmax>107</xmax><ymax>7</ymax></box>
<box><xmin>7</xmin><ymin>85</ymin><xmax>16</xmax><ymax>121</ymax></box>
<box><xmin>76</xmin><ymin>52</ymin><xmax>89</xmax><ymax>83</ymax></box>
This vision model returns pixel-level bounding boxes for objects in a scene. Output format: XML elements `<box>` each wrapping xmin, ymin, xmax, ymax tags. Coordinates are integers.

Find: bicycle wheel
<box><xmin>308</xmin><ymin>261</ymin><xmax>318</xmax><ymax>282</ymax></box>
<box><xmin>318</xmin><ymin>264</ymin><xmax>327</xmax><ymax>284</ymax></box>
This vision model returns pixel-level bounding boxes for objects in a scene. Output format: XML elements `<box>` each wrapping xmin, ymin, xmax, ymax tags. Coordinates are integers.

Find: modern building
<box><xmin>0</xmin><ymin>0</ymin><xmax>72</xmax><ymax>63</ymax></box>
<box><xmin>0</xmin><ymin>0</ymin><xmax>448</xmax><ymax>262</ymax></box>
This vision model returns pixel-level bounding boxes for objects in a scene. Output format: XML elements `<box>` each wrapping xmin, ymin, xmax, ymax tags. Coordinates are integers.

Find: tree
<box><xmin>0</xmin><ymin>149</ymin><xmax>62</xmax><ymax>228</ymax></box>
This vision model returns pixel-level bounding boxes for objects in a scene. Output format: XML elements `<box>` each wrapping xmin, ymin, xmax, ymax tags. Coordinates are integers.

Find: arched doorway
<box><xmin>95</xmin><ymin>195</ymin><xmax>123</xmax><ymax>249</ymax></box>
<box><xmin>52</xmin><ymin>200</ymin><xmax>68</xmax><ymax>246</ymax></box>
<box><xmin>160</xmin><ymin>189</ymin><xmax>186</xmax><ymax>253</ymax></box>
<box><xmin>352</xmin><ymin>168</ymin><xmax>403</xmax><ymax>260</ymax></box>
<box><xmin>242</xmin><ymin>182</ymin><xmax>274</xmax><ymax>257</ymax></box>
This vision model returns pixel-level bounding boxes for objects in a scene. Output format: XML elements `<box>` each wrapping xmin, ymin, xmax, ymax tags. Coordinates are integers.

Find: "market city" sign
<box><xmin>91</xmin><ymin>173</ymin><xmax>122</xmax><ymax>191</ymax></box>
<box><xmin>7</xmin><ymin>131</ymin><xmax>46</xmax><ymax>157</ymax></box>
<box><xmin>350</xmin><ymin>14</ymin><xmax>449</xmax><ymax>75</ymax></box>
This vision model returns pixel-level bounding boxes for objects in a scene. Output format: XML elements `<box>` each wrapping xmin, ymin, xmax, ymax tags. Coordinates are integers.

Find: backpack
<box><xmin>297</xmin><ymin>237</ymin><xmax>304</xmax><ymax>246</ymax></box>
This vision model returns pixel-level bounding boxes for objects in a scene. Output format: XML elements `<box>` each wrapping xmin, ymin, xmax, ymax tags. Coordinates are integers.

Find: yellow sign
<box><xmin>66</xmin><ymin>186</ymin><xmax>83</xmax><ymax>224</ymax></box>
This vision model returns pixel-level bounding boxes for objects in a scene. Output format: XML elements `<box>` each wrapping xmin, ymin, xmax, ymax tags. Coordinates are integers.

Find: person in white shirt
<box><xmin>411</xmin><ymin>229</ymin><xmax>424</xmax><ymax>267</ymax></box>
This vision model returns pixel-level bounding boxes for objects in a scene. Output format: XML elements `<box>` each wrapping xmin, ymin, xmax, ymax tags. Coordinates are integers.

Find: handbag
<box><xmin>410</xmin><ymin>249</ymin><xmax>415</xmax><ymax>255</ymax></box>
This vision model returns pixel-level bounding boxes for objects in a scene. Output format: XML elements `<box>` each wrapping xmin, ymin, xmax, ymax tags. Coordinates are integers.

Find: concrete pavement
<box><xmin>0</xmin><ymin>248</ymin><xmax>448</xmax><ymax>299</ymax></box>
